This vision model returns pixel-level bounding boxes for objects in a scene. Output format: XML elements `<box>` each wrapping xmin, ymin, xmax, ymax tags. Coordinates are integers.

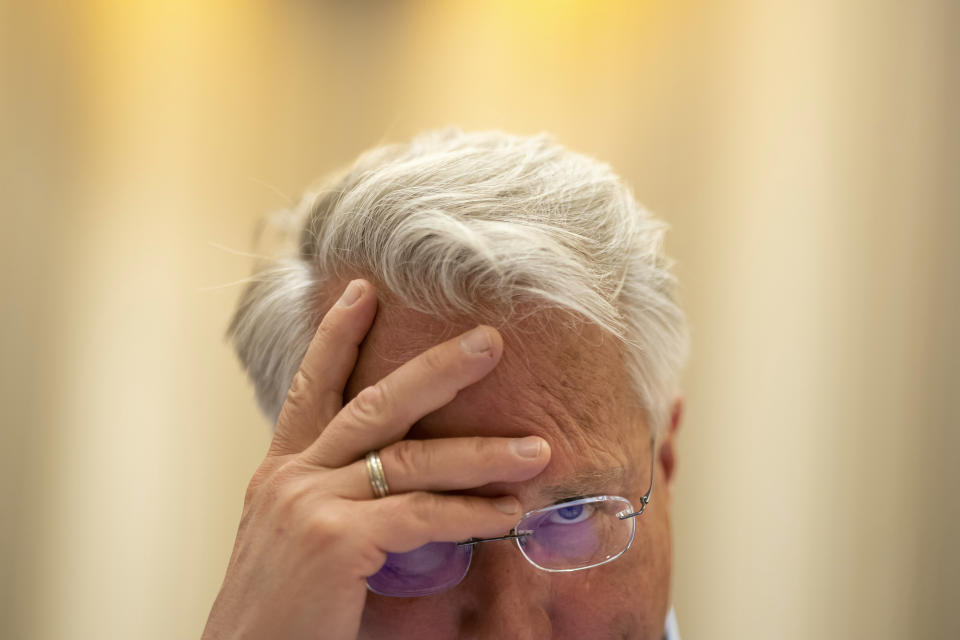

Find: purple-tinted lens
<box><xmin>517</xmin><ymin>497</ymin><xmax>635</xmax><ymax>571</ymax></box>
<box><xmin>366</xmin><ymin>542</ymin><xmax>473</xmax><ymax>597</ymax></box>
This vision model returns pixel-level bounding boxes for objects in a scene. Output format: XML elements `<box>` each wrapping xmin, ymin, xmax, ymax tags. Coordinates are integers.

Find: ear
<box><xmin>658</xmin><ymin>396</ymin><xmax>684</xmax><ymax>487</ymax></box>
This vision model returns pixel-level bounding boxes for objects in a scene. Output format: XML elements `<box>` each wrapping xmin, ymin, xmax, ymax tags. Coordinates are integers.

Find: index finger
<box><xmin>269</xmin><ymin>278</ymin><xmax>378</xmax><ymax>457</ymax></box>
<box><xmin>301</xmin><ymin>324</ymin><xmax>504</xmax><ymax>468</ymax></box>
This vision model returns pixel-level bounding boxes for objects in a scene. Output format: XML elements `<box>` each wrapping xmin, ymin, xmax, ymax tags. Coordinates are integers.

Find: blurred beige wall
<box><xmin>2</xmin><ymin>1</ymin><xmax>957</xmax><ymax>638</ymax></box>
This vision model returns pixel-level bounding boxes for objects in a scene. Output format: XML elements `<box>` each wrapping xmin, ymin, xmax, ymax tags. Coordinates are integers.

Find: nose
<box><xmin>455</xmin><ymin>540</ymin><xmax>553</xmax><ymax>639</ymax></box>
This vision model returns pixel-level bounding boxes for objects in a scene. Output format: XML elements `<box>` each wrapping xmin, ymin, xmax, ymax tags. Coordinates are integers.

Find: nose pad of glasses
<box><xmin>366</xmin><ymin>541</ymin><xmax>473</xmax><ymax>598</ymax></box>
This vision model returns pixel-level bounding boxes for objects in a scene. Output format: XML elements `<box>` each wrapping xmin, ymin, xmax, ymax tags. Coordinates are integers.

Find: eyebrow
<box><xmin>537</xmin><ymin>467</ymin><xmax>629</xmax><ymax>503</ymax></box>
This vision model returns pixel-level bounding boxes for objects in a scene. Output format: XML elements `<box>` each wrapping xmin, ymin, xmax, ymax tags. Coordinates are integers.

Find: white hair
<box><xmin>227</xmin><ymin>129</ymin><xmax>689</xmax><ymax>435</ymax></box>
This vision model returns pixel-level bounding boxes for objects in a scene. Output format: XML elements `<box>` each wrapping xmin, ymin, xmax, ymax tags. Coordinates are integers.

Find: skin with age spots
<box><xmin>345</xmin><ymin>303</ymin><xmax>679</xmax><ymax>640</ymax></box>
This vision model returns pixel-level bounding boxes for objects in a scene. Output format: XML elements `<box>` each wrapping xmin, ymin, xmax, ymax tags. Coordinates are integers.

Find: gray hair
<box><xmin>226</xmin><ymin>129</ymin><xmax>688</xmax><ymax>435</ymax></box>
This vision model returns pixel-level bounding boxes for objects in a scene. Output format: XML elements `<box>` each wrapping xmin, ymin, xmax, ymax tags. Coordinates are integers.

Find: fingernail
<box><xmin>460</xmin><ymin>326</ymin><xmax>492</xmax><ymax>354</ymax></box>
<box><xmin>338</xmin><ymin>280</ymin><xmax>363</xmax><ymax>307</ymax></box>
<box><xmin>494</xmin><ymin>496</ymin><xmax>520</xmax><ymax>514</ymax></box>
<box><xmin>511</xmin><ymin>436</ymin><xmax>543</xmax><ymax>458</ymax></box>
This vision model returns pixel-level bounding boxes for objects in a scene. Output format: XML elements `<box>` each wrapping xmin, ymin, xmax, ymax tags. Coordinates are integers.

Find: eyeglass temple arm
<box><xmin>457</xmin><ymin>532</ymin><xmax>526</xmax><ymax>547</ymax></box>
<box><xmin>618</xmin><ymin>436</ymin><xmax>656</xmax><ymax>520</ymax></box>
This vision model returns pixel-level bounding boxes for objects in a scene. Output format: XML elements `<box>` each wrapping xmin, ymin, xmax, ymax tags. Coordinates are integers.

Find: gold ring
<box><xmin>364</xmin><ymin>450</ymin><xmax>390</xmax><ymax>498</ymax></box>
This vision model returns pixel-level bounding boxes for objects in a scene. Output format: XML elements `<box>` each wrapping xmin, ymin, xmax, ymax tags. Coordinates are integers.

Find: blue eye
<box><xmin>546</xmin><ymin>503</ymin><xmax>594</xmax><ymax>524</ymax></box>
<box><xmin>557</xmin><ymin>505</ymin><xmax>583</xmax><ymax>520</ymax></box>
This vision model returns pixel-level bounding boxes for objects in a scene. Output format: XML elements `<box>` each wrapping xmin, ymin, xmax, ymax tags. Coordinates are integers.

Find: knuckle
<box><xmin>390</xmin><ymin>439</ymin><xmax>426</xmax><ymax>477</ymax></box>
<box><xmin>270</xmin><ymin>470</ymin><xmax>309</xmax><ymax>509</ymax></box>
<box><xmin>266</xmin><ymin>462</ymin><xmax>327</xmax><ymax>511</ymax></box>
<box><xmin>243</xmin><ymin>459</ymin><xmax>284</xmax><ymax>507</ymax></box>
<box><xmin>419</xmin><ymin>346</ymin><xmax>449</xmax><ymax>376</ymax></box>
<box><xmin>314</xmin><ymin>318</ymin><xmax>336</xmax><ymax>341</ymax></box>
<box><xmin>404</xmin><ymin>491</ymin><xmax>440</xmax><ymax>526</ymax></box>
<box><xmin>348</xmin><ymin>384</ymin><xmax>387</xmax><ymax>425</ymax></box>
<box><xmin>246</xmin><ymin>460</ymin><xmax>271</xmax><ymax>491</ymax></box>
<box><xmin>285</xmin><ymin>369</ymin><xmax>313</xmax><ymax>404</ymax></box>
<box><xmin>304</xmin><ymin>508</ymin><xmax>350</xmax><ymax>545</ymax></box>
<box><xmin>280</xmin><ymin>370</ymin><xmax>317</xmax><ymax>426</ymax></box>
<box><xmin>474</xmin><ymin>437</ymin><xmax>498</xmax><ymax>460</ymax></box>
<box><xmin>243</xmin><ymin>477</ymin><xmax>262</xmax><ymax>509</ymax></box>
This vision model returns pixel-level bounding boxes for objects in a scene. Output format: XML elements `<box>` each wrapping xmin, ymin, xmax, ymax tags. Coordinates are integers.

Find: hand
<box><xmin>202</xmin><ymin>279</ymin><xmax>552</xmax><ymax>640</ymax></box>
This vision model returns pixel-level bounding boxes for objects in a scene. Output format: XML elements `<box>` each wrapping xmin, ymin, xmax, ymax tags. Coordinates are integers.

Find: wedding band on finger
<box><xmin>364</xmin><ymin>450</ymin><xmax>390</xmax><ymax>498</ymax></box>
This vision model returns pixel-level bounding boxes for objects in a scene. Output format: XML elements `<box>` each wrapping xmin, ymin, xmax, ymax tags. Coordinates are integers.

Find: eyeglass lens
<box><xmin>365</xmin><ymin>497</ymin><xmax>635</xmax><ymax>598</ymax></box>
<box><xmin>366</xmin><ymin>541</ymin><xmax>473</xmax><ymax>597</ymax></box>
<box><xmin>517</xmin><ymin>497</ymin><xmax>634</xmax><ymax>571</ymax></box>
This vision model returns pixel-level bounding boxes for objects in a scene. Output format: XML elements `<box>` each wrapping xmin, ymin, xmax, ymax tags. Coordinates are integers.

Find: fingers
<box><xmin>269</xmin><ymin>279</ymin><xmax>378</xmax><ymax>457</ymax></box>
<box><xmin>338</xmin><ymin>436</ymin><xmax>551</xmax><ymax>499</ymax></box>
<box><xmin>302</xmin><ymin>324</ymin><xmax>504</xmax><ymax>468</ymax></box>
<box><xmin>361</xmin><ymin>491</ymin><xmax>525</xmax><ymax>554</ymax></box>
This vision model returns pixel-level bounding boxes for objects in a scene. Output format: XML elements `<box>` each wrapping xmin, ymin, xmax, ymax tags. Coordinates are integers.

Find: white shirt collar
<box><xmin>664</xmin><ymin>607</ymin><xmax>680</xmax><ymax>640</ymax></box>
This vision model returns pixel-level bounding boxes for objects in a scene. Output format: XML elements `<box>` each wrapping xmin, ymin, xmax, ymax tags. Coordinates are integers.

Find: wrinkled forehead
<box><xmin>342</xmin><ymin>302</ymin><xmax>644</xmax><ymax>452</ymax></box>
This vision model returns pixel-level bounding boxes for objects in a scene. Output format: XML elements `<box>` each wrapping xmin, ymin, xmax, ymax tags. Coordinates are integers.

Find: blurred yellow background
<box><xmin>2</xmin><ymin>1</ymin><xmax>958</xmax><ymax>638</ymax></box>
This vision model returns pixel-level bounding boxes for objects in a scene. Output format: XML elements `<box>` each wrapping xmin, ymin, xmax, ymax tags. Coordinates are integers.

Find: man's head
<box><xmin>228</xmin><ymin>129</ymin><xmax>689</xmax><ymax>637</ymax></box>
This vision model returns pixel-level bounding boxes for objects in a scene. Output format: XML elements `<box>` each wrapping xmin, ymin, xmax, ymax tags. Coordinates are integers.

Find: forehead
<box><xmin>342</xmin><ymin>302</ymin><xmax>648</xmax><ymax>488</ymax></box>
